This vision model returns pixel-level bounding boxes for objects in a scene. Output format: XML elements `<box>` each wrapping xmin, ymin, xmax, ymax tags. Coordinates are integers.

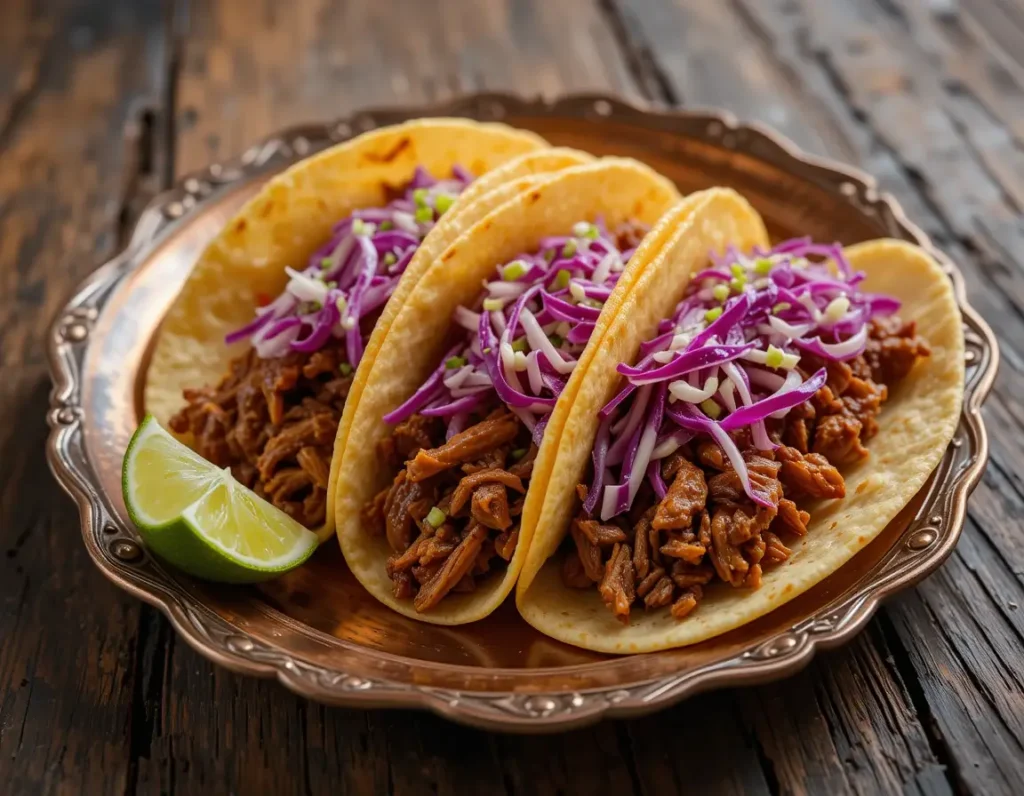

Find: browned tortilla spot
<box><xmin>363</xmin><ymin>136</ymin><xmax>413</xmax><ymax>164</ymax></box>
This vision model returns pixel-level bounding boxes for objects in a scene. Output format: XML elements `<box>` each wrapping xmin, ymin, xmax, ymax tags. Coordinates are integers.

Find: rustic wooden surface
<box><xmin>3</xmin><ymin>0</ymin><xmax>1024</xmax><ymax>793</ymax></box>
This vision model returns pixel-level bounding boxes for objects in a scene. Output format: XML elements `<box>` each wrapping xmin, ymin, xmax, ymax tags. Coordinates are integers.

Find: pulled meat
<box><xmin>407</xmin><ymin>412</ymin><xmax>520</xmax><ymax>481</ymax></box>
<box><xmin>169</xmin><ymin>342</ymin><xmax>350</xmax><ymax>528</ymax></box>
<box><xmin>653</xmin><ymin>457</ymin><xmax>707</xmax><ymax>530</ymax></box>
<box><xmin>365</xmin><ymin>407</ymin><xmax>532</xmax><ymax>611</ymax></box>
<box><xmin>561</xmin><ymin>316</ymin><xmax>929</xmax><ymax>623</ymax></box>
<box><xmin>777</xmin><ymin>447</ymin><xmax>846</xmax><ymax>500</ymax></box>
<box><xmin>864</xmin><ymin>317</ymin><xmax>931</xmax><ymax>384</ymax></box>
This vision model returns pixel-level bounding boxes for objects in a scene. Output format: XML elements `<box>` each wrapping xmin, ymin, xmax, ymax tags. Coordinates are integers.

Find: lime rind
<box><xmin>121</xmin><ymin>415</ymin><xmax>318</xmax><ymax>584</ymax></box>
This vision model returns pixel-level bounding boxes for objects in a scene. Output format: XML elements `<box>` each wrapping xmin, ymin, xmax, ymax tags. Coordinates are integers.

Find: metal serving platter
<box><xmin>46</xmin><ymin>93</ymin><xmax>997</xmax><ymax>732</ymax></box>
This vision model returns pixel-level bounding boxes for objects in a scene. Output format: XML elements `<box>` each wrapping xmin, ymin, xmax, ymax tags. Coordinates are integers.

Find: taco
<box><xmin>333</xmin><ymin>158</ymin><xmax>682</xmax><ymax>624</ymax></box>
<box><xmin>144</xmin><ymin>119</ymin><xmax>577</xmax><ymax>542</ymax></box>
<box><xmin>515</xmin><ymin>189</ymin><xmax>964</xmax><ymax>653</ymax></box>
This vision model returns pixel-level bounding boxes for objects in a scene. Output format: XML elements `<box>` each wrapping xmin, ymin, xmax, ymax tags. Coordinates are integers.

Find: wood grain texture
<box><xmin>4</xmin><ymin>0</ymin><xmax>1024</xmax><ymax>793</ymax></box>
<box><xmin>173</xmin><ymin>0</ymin><xmax>642</xmax><ymax>175</ymax></box>
<box><xmin>0</xmin><ymin>1</ymin><xmax>168</xmax><ymax>794</ymax></box>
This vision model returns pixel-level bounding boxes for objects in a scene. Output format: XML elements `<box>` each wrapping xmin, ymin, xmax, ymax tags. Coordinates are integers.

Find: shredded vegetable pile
<box><xmin>384</xmin><ymin>220</ymin><xmax>647</xmax><ymax>444</ymax></box>
<box><xmin>587</xmin><ymin>238</ymin><xmax>903</xmax><ymax>521</ymax></box>
<box><xmin>225</xmin><ymin>166</ymin><xmax>474</xmax><ymax>366</ymax></box>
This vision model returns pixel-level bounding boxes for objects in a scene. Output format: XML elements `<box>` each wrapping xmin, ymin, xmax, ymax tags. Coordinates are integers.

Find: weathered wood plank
<box><xmin>605</xmin><ymin>0</ymin><xmax>842</xmax><ymax>156</ymax></box>
<box><xmin>173</xmin><ymin>0</ymin><xmax>642</xmax><ymax>176</ymax></box>
<box><xmin>744</xmin><ymin>629</ymin><xmax>953</xmax><ymax>796</ymax></box>
<box><xmin>134</xmin><ymin>648</ymin><xmax>401</xmax><ymax>795</ymax></box>
<box><xmin>713</xmin><ymin>0</ymin><xmax>1024</xmax><ymax>792</ymax></box>
<box><xmin>623</xmin><ymin>691</ymin><xmax>773</xmax><ymax>796</ymax></box>
<box><xmin>0</xmin><ymin>1</ymin><xmax>169</xmax><ymax>793</ymax></box>
<box><xmin>608</xmin><ymin>1</ymin><xmax>966</xmax><ymax>792</ymax></box>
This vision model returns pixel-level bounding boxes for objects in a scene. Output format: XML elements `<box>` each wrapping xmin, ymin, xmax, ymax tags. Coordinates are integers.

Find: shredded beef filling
<box><xmin>363</xmin><ymin>407</ymin><xmax>534</xmax><ymax>611</ymax></box>
<box><xmin>562</xmin><ymin>316</ymin><xmax>930</xmax><ymax>624</ymax></box>
<box><xmin>169</xmin><ymin>340</ymin><xmax>351</xmax><ymax>528</ymax></box>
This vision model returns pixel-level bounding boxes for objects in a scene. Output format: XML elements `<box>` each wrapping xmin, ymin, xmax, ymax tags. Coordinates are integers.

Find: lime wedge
<box><xmin>121</xmin><ymin>415</ymin><xmax>318</xmax><ymax>583</ymax></box>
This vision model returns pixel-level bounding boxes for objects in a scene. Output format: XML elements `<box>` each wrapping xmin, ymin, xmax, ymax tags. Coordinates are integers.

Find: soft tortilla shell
<box><xmin>332</xmin><ymin>148</ymin><xmax>595</xmax><ymax>489</ymax></box>
<box><xmin>145</xmin><ymin>119</ymin><xmax>548</xmax><ymax>540</ymax></box>
<box><xmin>517</xmin><ymin>189</ymin><xmax>770</xmax><ymax>592</ymax></box>
<box><xmin>517</xmin><ymin>236</ymin><xmax>964</xmax><ymax>653</ymax></box>
<box><xmin>334</xmin><ymin>158</ymin><xmax>681</xmax><ymax>624</ymax></box>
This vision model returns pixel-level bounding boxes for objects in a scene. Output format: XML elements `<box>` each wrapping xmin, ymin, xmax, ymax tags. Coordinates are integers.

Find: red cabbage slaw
<box><xmin>225</xmin><ymin>166</ymin><xmax>474</xmax><ymax>368</ymax></box>
<box><xmin>384</xmin><ymin>219</ymin><xmax>647</xmax><ymax>444</ymax></box>
<box><xmin>587</xmin><ymin>237</ymin><xmax>902</xmax><ymax>520</ymax></box>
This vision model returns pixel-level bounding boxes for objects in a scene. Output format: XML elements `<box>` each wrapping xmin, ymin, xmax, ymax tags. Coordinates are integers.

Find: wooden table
<box><xmin>4</xmin><ymin>0</ymin><xmax>1023</xmax><ymax>793</ymax></box>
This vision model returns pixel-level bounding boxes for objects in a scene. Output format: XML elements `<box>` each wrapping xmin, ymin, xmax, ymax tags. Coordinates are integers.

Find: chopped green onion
<box><xmin>705</xmin><ymin>306</ymin><xmax>723</xmax><ymax>323</ymax></box>
<box><xmin>712</xmin><ymin>283</ymin><xmax>730</xmax><ymax>302</ymax></box>
<box><xmin>562</xmin><ymin>240</ymin><xmax>577</xmax><ymax>258</ymax></box>
<box><xmin>730</xmin><ymin>262</ymin><xmax>745</xmax><ymax>278</ymax></box>
<box><xmin>772</xmin><ymin>301</ymin><xmax>791</xmax><ymax>314</ymax></box>
<box><xmin>338</xmin><ymin>362</ymin><xmax>353</xmax><ymax>376</ymax></box>
<box><xmin>573</xmin><ymin>221</ymin><xmax>591</xmax><ymax>237</ymax></box>
<box><xmin>700</xmin><ymin>399</ymin><xmax>722</xmax><ymax>420</ymax></box>
<box><xmin>445</xmin><ymin>355</ymin><xmax>467</xmax><ymax>369</ymax></box>
<box><xmin>583</xmin><ymin>298</ymin><xmax>604</xmax><ymax>309</ymax></box>
<box><xmin>412</xmin><ymin>188</ymin><xmax>429</xmax><ymax>208</ymax></box>
<box><xmin>544</xmin><ymin>248</ymin><xmax>556</xmax><ymax>263</ymax></box>
<box><xmin>383</xmin><ymin>252</ymin><xmax>397</xmax><ymax>266</ymax></box>
<box><xmin>320</xmin><ymin>257</ymin><xmax>332</xmax><ymax>270</ymax></box>
<box><xmin>554</xmin><ymin>269</ymin><xmax>571</xmax><ymax>289</ymax></box>
<box><xmin>415</xmin><ymin>206</ymin><xmax>433</xmax><ymax>223</ymax></box>
<box><xmin>754</xmin><ymin>257</ymin><xmax>773</xmax><ymax>274</ymax></box>
<box><xmin>435</xmin><ymin>193</ymin><xmax>455</xmax><ymax>215</ymax></box>
<box><xmin>502</xmin><ymin>260</ymin><xmax>528</xmax><ymax>281</ymax></box>
<box><xmin>511</xmin><ymin>337</ymin><xmax>529</xmax><ymax>353</ymax></box>
<box><xmin>729</xmin><ymin>276</ymin><xmax>746</xmax><ymax>294</ymax></box>
<box><xmin>482</xmin><ymin>298</ymin><xmax>505</xmax><ymax>312</ymax></box>
<box><xmin>335</xmin><ymin>295</ymin><xmax>348</xmax><ymax>313</ymax></box>
<box><xmin>326</xmin><ymin>280</ymin><xmax>338</xmax><ymax>289</ymax></box>
<box><xmin>510</xmin><ymin>448</ymin><xmax>527</xmax><ymax>461</ymax></box>
<box><xmin>482</xmin><ymin>347</ymin><xmax>492</xmax><ymax>354</ymax></box>
<box><xmin>352</xmin><ymin>219</ymin><xmax>368</xmax><ymax>236</ymax></box>
<box><xmin>547</xmin><ymin>333</ymin><xmax>564</xmax><ymax>348</ymax></box>
<box><xmin>310</xmin><ymin>301</ymin><xmax>322</xmax><ymax>311</ymax></box>
<box><xmin>765</xmin><ymin>345</ymin><xmax>786</xmax><ymax>369</ymax></box>
<box><xmin>379</xmin><ymin>220</ymin><xmax>394</xmax><ymax>231</ymax></box>
<box><xmin>584</xmin><ymin>225</ymin><xmax>600</xmax><ymax>240</ymax></box>
<box><xmin>425</xmin><ymin>507</ymin><xmax>447</xmax><ymax>528</ymax></box>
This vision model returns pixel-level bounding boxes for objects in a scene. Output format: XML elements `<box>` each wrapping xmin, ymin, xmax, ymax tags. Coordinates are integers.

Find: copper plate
<box><xmin>47</xmin><ymin>94</ymin><xmax>997</xmax><ymax>732</ymax></box>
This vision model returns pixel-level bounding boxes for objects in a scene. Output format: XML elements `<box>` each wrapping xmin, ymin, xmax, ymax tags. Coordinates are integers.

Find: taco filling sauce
<box><xmin>364</xmin><ymin>219</ymin><xmax>649</xmax><ymax>610</ymax></box>
<box><xmin>564</xmin><ymin>239</ymin><xmax>930</xmax><ymax>623</ymax></box>
<box><xmin>169</xmin><ymin>166</ymin><xmax>472</xmax><ymax>528</ymax></box>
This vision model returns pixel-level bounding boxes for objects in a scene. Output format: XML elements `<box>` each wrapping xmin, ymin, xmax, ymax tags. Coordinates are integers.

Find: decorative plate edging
<box><xmin>46</xmin><ymin>93</ymin><xmax>998</xmax><ymax>732</ymax></box>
